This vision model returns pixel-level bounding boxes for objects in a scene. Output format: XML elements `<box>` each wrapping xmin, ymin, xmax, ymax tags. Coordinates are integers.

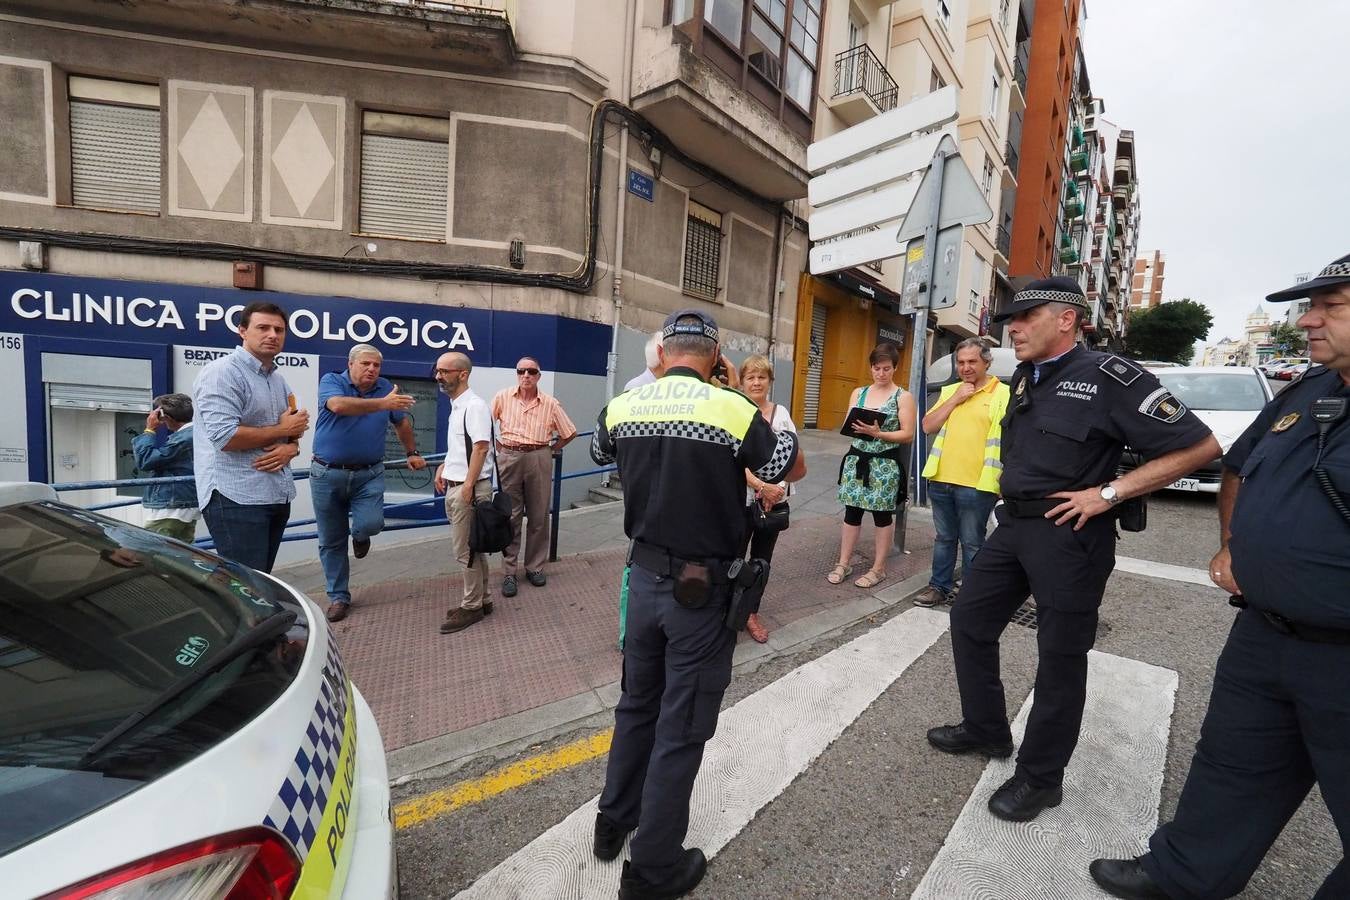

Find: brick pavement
<box><xmin>323</xmin><ymin>509</ymin><xmax>935</xmax><ymax>754</ymax></box>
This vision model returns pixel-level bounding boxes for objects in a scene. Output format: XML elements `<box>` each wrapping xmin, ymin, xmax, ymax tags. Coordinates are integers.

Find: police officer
<box><xmin>1090</xmin><ymin>256</ymin><xmax>1350</xmax><ymax>900</ymax></box>
<box><xmin>589</xmin><ymin>309</ymin><xmax>805</xmax><ymax>899</ymax></box>
<box><xmin>926</xmin><ymin>276</ymin><xmax>1219</xmax><ymax>822</ymax></box>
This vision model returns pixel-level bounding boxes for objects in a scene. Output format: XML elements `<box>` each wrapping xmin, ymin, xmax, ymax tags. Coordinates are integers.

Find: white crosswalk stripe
<box><xmin>455</xmin><ymin>608</ymin><xmax>951</xmax><ymax>899</ymax></box>
<box><xmin>911</xmin><ymin>651</ymin><xmax>1178</xmax><ymax>899</ymax></box>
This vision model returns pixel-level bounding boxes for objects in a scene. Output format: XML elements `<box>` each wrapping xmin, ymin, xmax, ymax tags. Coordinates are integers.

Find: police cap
<box><xmin>1266</xmin><ymin>253</ymin><xmax>1350</xmax><ymax>303</ymax></box>
<box><xmin>662</xmin><ymin>308</ymin><xmax>720</xmax><ymax>343</ymax></box>
<box><xmin>991</xmin><ymin>276</ymin><xmax>1090</xmax><ymax>323</ymax></box>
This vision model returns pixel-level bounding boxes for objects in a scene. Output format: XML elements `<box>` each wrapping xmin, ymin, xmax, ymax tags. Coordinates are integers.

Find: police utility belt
<box><xmin>1229</xmin><ymin>595</ymin><xmax>1350</xmax><ymax>646</ymax></box>
<box><xmin>631</xmin><ymin>541</ymin><xmax>770</xmax><ymax>632</ymax></box>
<box><xmin>1001</xmin><ymin>494</ymin><xmax>1147</xmax><ymax>532</ymax></box>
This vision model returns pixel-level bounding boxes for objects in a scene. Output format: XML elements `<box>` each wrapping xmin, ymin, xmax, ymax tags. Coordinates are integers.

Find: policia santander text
<box><xmin>928</xmin><ymin>277</ymin><xmax>1220</xmax><ymax>825</ymax></box>
<box><xmin>589</xmin><ymin>309</ymin><xmax>805</xmax><ymax>900</ymax></box>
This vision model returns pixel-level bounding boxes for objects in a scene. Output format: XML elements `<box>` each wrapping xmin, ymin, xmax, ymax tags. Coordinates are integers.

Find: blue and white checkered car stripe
<box><xmin>262</xmin><ymin>630</ymin><xmax>351</xmax><ymax>860</ymax></box>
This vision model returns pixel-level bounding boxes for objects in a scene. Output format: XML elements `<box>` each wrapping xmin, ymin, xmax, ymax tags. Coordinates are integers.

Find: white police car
<box><xmin>0</xmin><ymin>484</ymin><xmax>395</xmax><ymax>899</ymax></box>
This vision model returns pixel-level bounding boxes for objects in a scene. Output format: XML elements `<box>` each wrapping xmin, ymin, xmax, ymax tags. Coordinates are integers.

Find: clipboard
<box><xmin>839</xmin><ymin>406</ymin><xmax>887</xmax><ymax>437</ymax></box>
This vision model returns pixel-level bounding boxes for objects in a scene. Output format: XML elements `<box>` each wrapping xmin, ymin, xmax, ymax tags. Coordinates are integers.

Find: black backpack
<box><xmin>462</xmin><ymin>417</ymin><xmax>513</xmax><ymax>556</ymax></box>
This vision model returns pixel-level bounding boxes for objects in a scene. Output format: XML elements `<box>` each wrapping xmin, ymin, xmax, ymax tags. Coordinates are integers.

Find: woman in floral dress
<box><xmin>829</xmin><ymin>343</ymin><xmax>917</xmax><ymax>589</ymax></box>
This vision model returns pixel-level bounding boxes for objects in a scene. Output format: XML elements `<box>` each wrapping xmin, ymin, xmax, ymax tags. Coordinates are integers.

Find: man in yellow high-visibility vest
<box><xmin>913</xmin><ymin>338</ymin><xmax>1010</xmax><ymax>608</ymax></box>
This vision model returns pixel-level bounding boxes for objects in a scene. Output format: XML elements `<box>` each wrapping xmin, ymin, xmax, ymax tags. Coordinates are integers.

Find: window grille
<box><xmin>682</xmin><ymin>202</ymin><xmax>723</xmax><ymax>301</ymax></box>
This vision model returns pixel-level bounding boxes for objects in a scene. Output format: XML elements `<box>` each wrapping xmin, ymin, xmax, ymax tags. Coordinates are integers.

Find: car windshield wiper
<box><xmin>78</xmin><ymin>610</ymin><xmax>298</xmax><ymax>767</ymax></box>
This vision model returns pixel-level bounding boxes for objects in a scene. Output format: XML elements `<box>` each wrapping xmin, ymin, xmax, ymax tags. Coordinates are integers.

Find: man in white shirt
<box><xmin>433</xmin><ymin>351</ymin><xmax>498</xmax><ymax>634</ymax></box>
<box><xmin>623</xmin><ymin>331</ymin><xmax>664</xmax><ymax>391</ymax></box>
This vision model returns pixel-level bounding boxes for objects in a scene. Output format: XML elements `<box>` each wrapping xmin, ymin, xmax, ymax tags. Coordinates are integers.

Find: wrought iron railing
<box><xmin>996</xmin><ymin>223</ymin><xmax>1012</xmax><ymax>258</ymax></box>
<box><xmin>1005</xmin><ymin>141</ymin><xmax>1020</xmax><ymax>179</ymax></box>
<box><xmin>832</xmin><ymin>44</ymin><xmax>899</xmax><ymax>113</ymax></box>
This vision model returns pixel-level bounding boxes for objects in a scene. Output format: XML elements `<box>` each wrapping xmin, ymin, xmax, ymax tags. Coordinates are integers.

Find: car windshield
<box><xmin>1157</xmin><ymin>372</ymin><xmax>1268</xmax><ymax>411</ymax></box>
<box><xmin>0</xmin><ymin>502</ymin><xmax>309</xmax><ymax>856</ymax></box>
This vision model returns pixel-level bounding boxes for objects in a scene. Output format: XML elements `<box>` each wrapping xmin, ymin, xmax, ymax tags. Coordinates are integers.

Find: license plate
<box><xmin>1170</xmin><ymin>477</ymin><xmax>1201</xmax><ymax>492</ymax></box>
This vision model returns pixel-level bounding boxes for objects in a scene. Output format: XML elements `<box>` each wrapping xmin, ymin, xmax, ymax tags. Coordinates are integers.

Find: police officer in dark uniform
<box><xmin>926</xmin><ymin>276</ymin><xmax>1219</xmax><ymax>822</ymax></box>
<box><xmin>1091</xmin><ymin>256</ymin><xmax>1350</xmax><ymax>900</ymax></box>
<box><xmin>589</xmin><ymin>309</ymin><xmax>805</xmax><ymax>899</ymax></box>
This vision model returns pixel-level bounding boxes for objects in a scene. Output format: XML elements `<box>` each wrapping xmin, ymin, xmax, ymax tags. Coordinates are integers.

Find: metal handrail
<box><xmin>831</xmin><ymin>44</ymin><xmax>899</xmax><ymax>113</ymax></box>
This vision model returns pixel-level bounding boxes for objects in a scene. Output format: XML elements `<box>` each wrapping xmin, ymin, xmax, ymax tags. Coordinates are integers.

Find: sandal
<box><xmin>826</xmin><ymin>564</ymin><xmax>854</xmax><ymax>585</ymax></box>
<box><xmin>854</xmin><ymin>569</ymin><xmax>887</xmax><ymax>589</ymax></box>
<box><xmin>745</xmin><ymin>613</ymin><xmax>770</xmax><ymax>644</ymax></box>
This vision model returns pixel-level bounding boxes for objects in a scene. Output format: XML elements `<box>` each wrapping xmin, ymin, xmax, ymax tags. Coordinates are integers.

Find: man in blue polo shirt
<box><xmin>314</xmin><ymin>343</ymin><xmax>423</xmax><ymax>622</ymax></box>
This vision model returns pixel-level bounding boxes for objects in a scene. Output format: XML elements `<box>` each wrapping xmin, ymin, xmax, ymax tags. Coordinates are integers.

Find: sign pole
<box><xmin>906</xmin><ymin>146</ymin><xmax>949</xmax><ymax>512</ymax></box>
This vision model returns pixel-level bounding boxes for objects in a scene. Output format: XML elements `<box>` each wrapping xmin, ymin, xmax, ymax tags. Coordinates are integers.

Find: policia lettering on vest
<box><xmin>926</xmin><ymin>277</ymin><xmax>1221</xmax><ymax>824</ymax></box>
<box><xmin>589</xmin><ymin>309</ymin><xmax>806</xmax><ymax>899</ymax></box>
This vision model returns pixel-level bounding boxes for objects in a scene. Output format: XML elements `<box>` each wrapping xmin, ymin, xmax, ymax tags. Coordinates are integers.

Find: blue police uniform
<box><xmin>1139</xmin><ymin>364</ymin><xmax>1350</xmax><ymax>900</ymax></box>
<box><xmin>589</xmin><ymin>312</ymin><xmax>799</xmax><ymax>895</ymax></box>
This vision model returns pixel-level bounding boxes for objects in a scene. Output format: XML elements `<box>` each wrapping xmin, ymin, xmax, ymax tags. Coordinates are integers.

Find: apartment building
<box><xmin>1130</xmin><ymin>250</ymin><xmax>1165</xmax><ymax>309</ymax></box>
<box><xmin>1112</xmin><ymin>127</ymin><xmax>1142</xmax><ymax>337</ymax></box>
<box><xmin>0</xmin><ymin>0</ymin><xmax>818</xmax><ymax>506</ymax></box>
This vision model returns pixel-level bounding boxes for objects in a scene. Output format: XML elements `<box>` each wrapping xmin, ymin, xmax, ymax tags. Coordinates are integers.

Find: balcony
<box><xmin>1059</xmin><ymin>246</ymin><xmax>1080</xmax><ymax>265</ymax></box>
<box><xmin>1070</xmin><ymin>150</ymin><xmax>1089</xmax><ymax>173</ymax></box>
<box><xmin>1005</xmin><ymin>141</ymin><xmax>1020</xmax><ymax>179</ymax></box>
<box><xmin>10</xmin><ymin>0</ymin><xmax>521</xmax><ymax>67</ymax></box>
<box><xmin>828</xmin><ymin>44</ymin><xmax>899</xmax><ymax>126</ymax></box>
<box><xmin>1064</xmin><ymin>197</ymin><xmax>1084</xmax><ymax>219</ymax></box>
<box><xmin>997</xmin><ymin>223</ymin><xmax>1012</xmax><ymax>259</ymax></box>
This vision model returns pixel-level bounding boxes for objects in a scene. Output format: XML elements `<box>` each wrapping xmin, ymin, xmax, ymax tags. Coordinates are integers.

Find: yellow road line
<box><xmin>394</xmin><ymin>728</ymin><xmax>613</xmax><ymax>830</ymax></box>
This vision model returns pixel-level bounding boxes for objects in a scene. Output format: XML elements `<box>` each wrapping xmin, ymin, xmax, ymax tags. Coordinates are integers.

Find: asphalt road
<box><xmin>392</xmin><ymin>491</ymin><xmax>1337</xmax><ymax>899</ymax></box>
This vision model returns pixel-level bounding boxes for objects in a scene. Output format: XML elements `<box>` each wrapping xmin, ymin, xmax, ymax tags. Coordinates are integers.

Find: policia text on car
<box><xmin>588</xmin><ymin>309</ymin><xmax>806</xmax><ymax>900</ymax></box>
<box><xmin>925</xmin><ymin>276</ymin><xmax>1221</xmax><ymax>823</ymax></box>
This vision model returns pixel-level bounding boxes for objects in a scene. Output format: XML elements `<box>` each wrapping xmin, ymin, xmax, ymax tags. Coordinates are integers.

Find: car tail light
<box><xmin>41</xmin><ymin>826</ymin><xmax>300</xmax><ymax>900</ymax></box>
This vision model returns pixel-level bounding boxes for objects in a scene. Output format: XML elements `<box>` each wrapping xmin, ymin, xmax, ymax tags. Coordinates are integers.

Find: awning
<box><xmin>825</xmin><ymin>269</ymin><xmax>904</xmax><ymax>314</ymax></box>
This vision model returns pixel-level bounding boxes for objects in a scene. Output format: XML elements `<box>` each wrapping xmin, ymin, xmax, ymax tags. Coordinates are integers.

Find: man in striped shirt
<box><xmin>490</xmin><ymin>357</ymin><xmax>577</xmax><ymax>597</ymax></box>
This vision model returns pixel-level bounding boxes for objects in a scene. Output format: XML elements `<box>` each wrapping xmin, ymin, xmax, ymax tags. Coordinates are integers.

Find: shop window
<box><xmin>358</xmin><ymin>110</ymin><xmax>449</xmax><ymax>242</ymax></box>
<box><xmin>682</xmin><ymin>201</ymin><xmax>723</xmax><ymax>302</ymax></box>
<box><xmin>69</xmin><ymin>76</ymin><xmax>162</xmax><ymax>214</ymax></box>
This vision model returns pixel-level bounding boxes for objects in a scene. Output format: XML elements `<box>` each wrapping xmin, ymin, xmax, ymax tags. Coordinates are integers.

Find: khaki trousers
<box><xmin>497</xmin><ymin>446</ymin><xmax>553</xmax><ymax>576</ymax></box>
<box><xmin>446</xmin><ymin>478</ymin><xmax>492</xmax><ymax>610</ymax></box>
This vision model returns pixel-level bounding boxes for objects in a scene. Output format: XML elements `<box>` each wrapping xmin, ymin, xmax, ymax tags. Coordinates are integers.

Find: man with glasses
<box><xmin>490</xmin><ymin>357</ymin><xmax>577</xmax><ymax>598</ymax></box>
<box><xmin>433</xmin><ymin>352</ymin><xmax>497</xmax><ymax>634</ymax></box>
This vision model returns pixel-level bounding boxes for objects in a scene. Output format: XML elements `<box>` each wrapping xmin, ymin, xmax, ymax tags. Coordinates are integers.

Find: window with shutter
<box><xmin>682</xmin><ymin>202</ymin><xmax>723</xmax><ymax>302</ymax></box>
<box><xmin>358</xmin><ymin>111</ymin><xmax>449</xmax><ymax>241</ymax></box>
<box><xmin>68</xmin><ymin>76</ymin><xmax>161</xmax><ymax>214</ymax></box>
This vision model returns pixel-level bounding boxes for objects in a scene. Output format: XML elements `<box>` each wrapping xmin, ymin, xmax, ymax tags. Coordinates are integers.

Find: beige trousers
<box><xmin>446</xmin><ymin>478</ymin><xmax>492</xmax><ymax>610</ymax></box>
<box><xmin>497</xmin><ymin>446</ymin><xmax>553</xmax><ymax>576</ymax></box>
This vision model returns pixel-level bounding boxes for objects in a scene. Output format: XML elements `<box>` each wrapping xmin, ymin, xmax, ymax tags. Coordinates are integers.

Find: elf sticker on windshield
<box><xmin>175</xmin><ymin>636</ymin><xmax>210</xmax><ymax>667</ymax></box>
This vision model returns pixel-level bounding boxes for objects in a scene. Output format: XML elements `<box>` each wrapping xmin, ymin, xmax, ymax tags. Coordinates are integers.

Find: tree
<box><xmin>1123</xmin><ymin>299</ymin><xmax>1214</xmax><ymax>364</ymax></box>
<box><xmin>1268</xmin><ymin>321</ymin><xmax>1307</xmax><ymax>357</ymax></box>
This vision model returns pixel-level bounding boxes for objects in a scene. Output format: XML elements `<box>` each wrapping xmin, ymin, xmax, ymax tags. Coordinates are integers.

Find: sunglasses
<box><xmin>516</xmin><ymin>367</ymin><xmax>540</xmax><ymax>376</ymax></box>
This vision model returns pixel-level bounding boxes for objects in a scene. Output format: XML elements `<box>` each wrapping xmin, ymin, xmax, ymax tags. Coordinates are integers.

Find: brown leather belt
<box><xmin>497</xmin><ymin>442</ymin><xmax>549</xmax><ymax>452</ymax></box>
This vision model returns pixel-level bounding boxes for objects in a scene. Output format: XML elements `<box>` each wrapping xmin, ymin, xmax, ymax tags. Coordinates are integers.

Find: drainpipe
<box><xmin>604</xmin><ymin>0</ymin><xmax>639</xmax><ymax>404</ymax></box>
<box><xmin>766</xmin><ymin>204</ymin><xmax>789</xmax><ymax>361</ymax></box>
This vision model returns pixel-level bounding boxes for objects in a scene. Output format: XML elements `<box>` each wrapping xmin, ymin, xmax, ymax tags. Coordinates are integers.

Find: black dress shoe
<box><xmin>352</xmin><ymin>537</ymin><xmax>371</xmax><ymax>559</ymax></box>
<box><xmin>1089</xmin><ymin>857</ymin><xmax>1170</xmax><ymax>899</ymax></box>
<box><xmin>592</xmin><ymin>812</ymin><xmax>633</xmax><ymax>861</ymax></box>
<box><xmin>619</xmin><ymin>848</ymin><xmax>707</xmax><ymax>900</ymax></box>
<box><xmin>926</xmin><ymin>723</ymin><xmax>1014</xmax><ymax>758</ymax></box>
<box><xmin>988</xmin><ymin>775</ymin><xmax>1062</xmax><ymax>822</ymax></box>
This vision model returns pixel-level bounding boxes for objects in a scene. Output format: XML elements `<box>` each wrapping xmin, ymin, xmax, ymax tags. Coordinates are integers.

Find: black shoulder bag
<box><xmin>461</xmin><ymin>410</ymin><xmax>513</xmax><ymax>556</ymax></box>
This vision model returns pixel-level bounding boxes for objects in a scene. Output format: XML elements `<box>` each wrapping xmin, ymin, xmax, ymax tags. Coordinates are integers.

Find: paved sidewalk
<box><xmin>273</xmin><ymin>430</ymin><xmax>939</xmax><ymax>781</ymax></box>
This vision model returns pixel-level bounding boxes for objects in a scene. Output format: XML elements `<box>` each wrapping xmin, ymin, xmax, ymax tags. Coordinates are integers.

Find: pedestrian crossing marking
<box><xmin>910</xmin><ymin>651</ymin><xmax>1178</xmax><ymax>899</ymax></box>
<box><xmin>455</xmin><ymin>608</ymin><xmax>951</xmax><ymax>899</ymax></box>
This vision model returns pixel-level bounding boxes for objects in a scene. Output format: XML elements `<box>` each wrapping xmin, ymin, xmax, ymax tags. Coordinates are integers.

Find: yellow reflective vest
<box><xmin>921</xmin><ymin>379</ymin><xmax>1010</xmax><ymax>494</ymax></box>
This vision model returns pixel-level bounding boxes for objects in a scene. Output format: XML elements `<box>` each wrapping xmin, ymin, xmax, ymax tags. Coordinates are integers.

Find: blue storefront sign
<box><xmin>0</xmin><ymin>271</ymin><xmax>609</xmax><ymax>375</ymax></box>
<box><xmin>627</xmin><ymin>169</ymin><xmax>655</xmax><ymax>203</ymax></box>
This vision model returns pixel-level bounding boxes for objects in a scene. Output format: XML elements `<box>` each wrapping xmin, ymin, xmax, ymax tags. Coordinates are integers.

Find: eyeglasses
<box><xmin>433</xmin><ymin>368</ymin><xmax>465</xmax><ymax>377</ymax></box>
<box><xmin>517</xmin><ymin>367</ymin><xmax>540</xmax><ymax>376</ymax></box>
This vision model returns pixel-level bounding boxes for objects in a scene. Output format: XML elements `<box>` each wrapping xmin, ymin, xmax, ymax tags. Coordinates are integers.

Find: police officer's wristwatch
<box><xmin>1099</xmin><ymin>482</ymin><xmax>1121</xmax><ymax>505</ymax></box>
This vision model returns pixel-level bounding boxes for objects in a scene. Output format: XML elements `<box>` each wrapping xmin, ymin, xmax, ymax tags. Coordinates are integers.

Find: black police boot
<box><xmin>618</xmin><ymin>848</ymin><xmax>707</xmax><ymax>899</ymax></box>
<box><xmin>1089</xmin><ymin>858</ymin><xmax>1170</xmax><ymax>899</ymax></box>
<box><xmin>592</xmin><ymin>812</ymin><xmax>633</xmax><ymax>861</ymax></box>
<box><xmin>926</xmin><ymin>723</ymin><xmax>1014</xmax><ymax>758</ymax></box>
<box><xmin>987</xmin><ymin>775</ymin><xmax>1062</xmax><ymax>822</ymax></box>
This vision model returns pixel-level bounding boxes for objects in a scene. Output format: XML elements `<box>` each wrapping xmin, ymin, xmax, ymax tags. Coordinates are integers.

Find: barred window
<box><xmin>682</xmin><ymin>201</ymin><xmax>723</xmax><ymax>302</ymax></box>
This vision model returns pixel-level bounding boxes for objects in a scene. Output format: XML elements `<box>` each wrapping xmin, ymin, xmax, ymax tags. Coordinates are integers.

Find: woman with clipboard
<box><xmin>828</xmin><ymin>342</ymin><xmax>917</xmax><ymax>588</ymax></box>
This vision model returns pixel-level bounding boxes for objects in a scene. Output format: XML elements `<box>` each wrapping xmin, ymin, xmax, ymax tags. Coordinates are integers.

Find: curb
<box><xmin>387</xmin><ymin>565</ymin><xmax>935</xmax><ymax>786</ymax></box>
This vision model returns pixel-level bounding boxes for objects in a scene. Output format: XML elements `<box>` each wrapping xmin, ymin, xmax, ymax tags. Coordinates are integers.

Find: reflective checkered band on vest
<box><xmin>1013</xmin><ymin>288</ymin><xmax>1089</xmax><ymax>309</ymax></box>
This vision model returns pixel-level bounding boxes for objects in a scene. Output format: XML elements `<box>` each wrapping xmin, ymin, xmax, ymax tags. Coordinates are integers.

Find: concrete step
<box><xmin>569</xmin><ymin>499</ymin><xmax>600</xmax><ymax>510</ymax></box>
<box><xmin>587</xmin><ymin>486</ymin><xmax>624</xmax><ymax>505</ymax></box>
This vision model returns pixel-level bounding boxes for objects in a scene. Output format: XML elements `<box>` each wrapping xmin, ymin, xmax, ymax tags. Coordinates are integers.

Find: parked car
<box><xmin>0</xmin><ymin>483</ymin><xmax>395</xmax><ymax>898</ymax></box>
<box><xmin>1274</xmin><ymin>361</ymin><xmax>1311</xmax><ymax>381</ymax></box>
<box><xmin>1260</xmin><ymin>357</ymin><xmax>1309</xmax><ymax>378</ymax></box>
<box><xmin>925</xmin><ymin>346</ymin><xmax>1019</xmax><ymax>409</ymax></box>
<box><xmin>1118</xmin><ymin>366</ymin><xmax>1274</xmax><ymax>493</ymax></box>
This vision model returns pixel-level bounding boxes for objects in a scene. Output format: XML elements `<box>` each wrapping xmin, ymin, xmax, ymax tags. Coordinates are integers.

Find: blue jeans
<box><xmin>202</xmin><ymin>491</ymin><xmax>290</xmax><ymax>574</ymax></box>
<box><xmin>928</xmin><ymin>480</ymin><xmax>999</xmax><ymax>594</ymax></box>
<box><xmin>311</xmin><ymin>462</ymin><xmax>386</xmax><ymax>604</ymax></box>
